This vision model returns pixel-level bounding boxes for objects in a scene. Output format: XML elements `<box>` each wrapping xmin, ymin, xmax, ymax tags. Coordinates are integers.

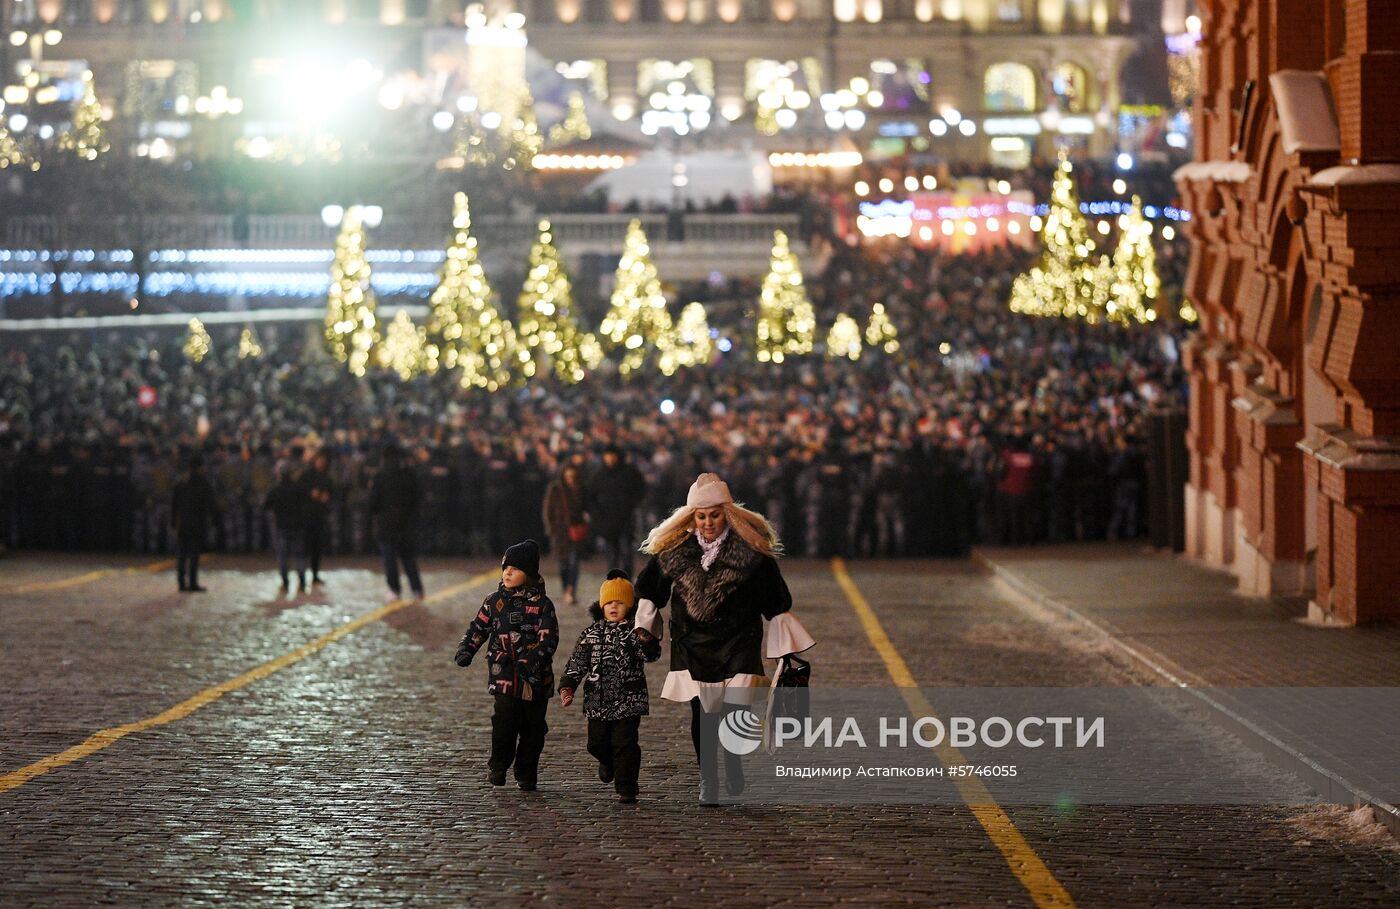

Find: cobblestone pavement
<box><xmin>1</xmin><ymin>553</ymin><xmax>1397</xmax><ymax>908</ymax></box>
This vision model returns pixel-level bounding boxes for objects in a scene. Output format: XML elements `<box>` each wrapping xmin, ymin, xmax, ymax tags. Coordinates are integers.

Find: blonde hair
<box><xmin>641</xmin><ymin>501</ymin><xmax>783</xmax><ymax>558</ymax></box>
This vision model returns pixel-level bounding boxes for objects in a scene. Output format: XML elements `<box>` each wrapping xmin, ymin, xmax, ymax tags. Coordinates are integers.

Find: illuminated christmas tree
<box><xmin>382</xmin><ymin>309</ymin><xmax>429</xmax><ymax>380</ymax></box>
<box><xmin>425</xmin><ymin>193</ymin><xmax>516</xmax><ymax>391</ymax></box>
<box><xmin>516</xmin><ymin>219</ymin><xmax>600</xmax><ymax>383</ymax></box>
<box><xmin>454</xmin><ymin>112</ymin><xmax>499</xmax><ymax>168</ymax></box>
<box><xmin>56</xmin><ymin>72</ymin><xmax>110</xmax><ymax>161</ymax></box>
<box><xmin>238</xmin><ymin>326</ymin><xmax>264</xmax><ymax>360</ymax></box>
<box><xmin>864</xmin><ymin>302</ymin><xmax>900</xmax><ymax>354</ymax></box>
<box><xmin>0</xmin><ymin>124</ymin><xmax>30</xmax><ymax>170</ymax></box>
<box><xmin>755</xmin><ymin>230</ymin><xmax>816</xmax><ymax>362</ymax></box>
<box><xmin>1107</xmin><ymin>197</ymin><xmax>1161</xmax><ymax>325</ymax></box>
<box><xmin>507</xmin><ymin>86</ymin><xmax>544</xmax><ymax>171</ymax></box>
<box><xmin>1009</xmin><ymin>154</ymin><xmax>1111</xmax><ymax>322</ymax></box>
<box><xmin>323</xmin><ymin>207</ymin><xmax>381</xmax><ymax>378</ymax></box>
<box><xmin>548</xmin><ymin>92</ymin><xmax>592</xmax><ymax>146</ymax></box>
<box><xmin>825</xmin><ymin>314</ymin><xmax>863</xmax><ymax>361</ymax></box>
<box><xmin>599</xmin><ymin>219</ymin><xmax>674</xmax><ymax>375</ymax></box>
<box><xmin>183</xmin><ymin>318</ymin><xmax>211</xmax><ymax>363</ymax></box>
<box><xmin>658</xmin><ymin>302</ymin><xmax>715</xmax><ymax>376</ymax></box>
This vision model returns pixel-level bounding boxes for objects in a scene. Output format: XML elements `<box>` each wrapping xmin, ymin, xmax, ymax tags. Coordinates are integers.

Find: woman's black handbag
<box><xmin>763</xmin><ymin>654</ymin><xmax>811</xmax><ymax>753</ymax></box>
<box><xmin>776</xmin><ymin>654</ymin><xmax>810</xmax><ymax>688</ymax></box>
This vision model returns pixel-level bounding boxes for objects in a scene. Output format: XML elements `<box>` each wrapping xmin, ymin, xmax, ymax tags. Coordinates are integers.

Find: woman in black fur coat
<box><xmin>633</xmin><ymin>473</ymin><xmax>815</xmax><ymax>805</ymax></box>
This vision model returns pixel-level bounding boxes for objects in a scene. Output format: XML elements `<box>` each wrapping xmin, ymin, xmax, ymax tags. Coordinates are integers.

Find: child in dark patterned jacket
<box><xmin>559</xmin><ymin>570</ymin><xmax>661</xmax><ymax>804</ymax></box>
<box><xmin>454</xmin><ymin>539</ymin><xmax>559</xmax><ymax>792</ymax></box>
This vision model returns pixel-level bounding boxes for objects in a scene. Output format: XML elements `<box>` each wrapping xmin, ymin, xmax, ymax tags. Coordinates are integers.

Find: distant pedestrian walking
<box><xmin>368</xmin><ymin>444</ymin><xmax>424</xmax><ymax>602</ymax></box>
<box><xmin>171</xmin><ymin>454</ymin><xmax>218</xmax><ymax>593</ymax></box>
<box><xmin>263</xmin><ymin>462</ymin><xmax>309</xmax><ymax>595</ymax></box>
<box><xmin>589</xmin><ymin>445</ymin><xmax>645</xmax><ymax>578</ymax></box>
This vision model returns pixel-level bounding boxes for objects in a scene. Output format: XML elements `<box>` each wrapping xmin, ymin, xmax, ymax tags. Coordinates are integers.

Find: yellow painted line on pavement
<box><xmin>831</xmin><ymin>557</ymin><xmax>1076</xmax><ymax>909</ymax></box>
<box><xmin>3</xmin><ymin>558</ymin><xmax>176</xmax><ymax>595</ymax></box>
<box><xmin>0</xmin><ymin>569</ymin><xmax>498</xmax><ymax>794</ymax></box>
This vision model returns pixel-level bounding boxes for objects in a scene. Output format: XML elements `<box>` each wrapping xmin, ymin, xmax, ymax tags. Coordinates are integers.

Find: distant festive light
<box><xmin>1009</xmin><ymin>154</ymin><xmax>1115</xmax><ymax>324</ymax></box>
<box><xmin>516</xmin><ymin>219</ymin><xmax>601</xmax><ymax>383</ymax></box>
<box><xmin>864</xmin><ymin>302</ymin><xmax>899</xmax><ymax>354</ymax></box>
<box><xmin>825</xmin><ymin>313</ymin><xmax>863</xmax><ymax>360</ymax></box>
<box><xmin>323</xmin><ymin>207</ymin><xmax>380</xmax><ymax>377</ymax></box>
<box><xmin>1107</xmin><ymin>196</ymin><xmax>1161</xmax><ymax>325</ymax></box>
<box><xmin>755</xmin><ymin>230</ymin><xmax>815</xmax><ymax>363</ymax></box>
<box><xmin>425</xmin><ymin>193</ymin><xmax>517</xmax><ymax>391</ymax></box>
<box><xmin>381</xmin><ymin>309</ymin><xmax>430</xmax><ymax>380</ymax></box>
<box><xmin>183</xmin><ymin>317</ymin><xmax>211</xmax><ymax>363</ymax></box>
<box><xmin>658</xmin><ymin>302</ymin><xmax>715</xmax><ymax>376</ymax></box>
<box><xmin>238</xmin><ymin>326</ymin><xmax>263</xmax><ymax>359</ymax></box>
<box><xmin>599</xmin><ymin>219</ymin><xmax>674</xmax><ymax>375</ymax></box>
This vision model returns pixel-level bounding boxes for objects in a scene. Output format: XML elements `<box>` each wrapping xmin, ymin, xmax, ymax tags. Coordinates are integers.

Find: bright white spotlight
<box><xmin>432</xmin><ymin>111</ymin><xmax>454</xmax><ymax>131</ymax></box>
<box><xmin>321</xmin><ymin>205</ymin><xmax>345</xmax><ymax>227</ymax></box>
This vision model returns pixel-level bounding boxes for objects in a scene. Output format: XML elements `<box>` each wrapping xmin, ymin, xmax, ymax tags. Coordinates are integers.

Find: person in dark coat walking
<box><xmin>263</xmin><ymin>462</ymin><xmax>309</xmax><ymax>595</ymax></box>
<box><xmin>634</xmin><ymin>473</ymin><xmax>815</xmax><ymax>806</ymax></box>
<box><xmin>542</xmin><ymin>464</ymin><xmax>588</xmax><ymax>606</ymax></box>
<box><xmin>588</xmin><ymin>445</ymin><xmax>645</xmax><ymax>578</ymax></box>
<box><xmin>300</xmin><ymin>450</ymin><xmax>333</xmax><ymax>585</ymax></box>
<box><xmin>171</xmin><ymin>454</ymin><xmax>217</xmax><ymax>592</ymax></box>
<box><xmin>368</xmin><ymin>443</ymin><xmax>424</xmax><ymax>602</ymax></box>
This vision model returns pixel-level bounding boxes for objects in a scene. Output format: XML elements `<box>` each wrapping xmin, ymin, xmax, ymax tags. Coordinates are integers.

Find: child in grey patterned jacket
<box><xmin>559</xmin><ymin>570</ymin><xmax>661</xmax><ymax>803</ymax></box>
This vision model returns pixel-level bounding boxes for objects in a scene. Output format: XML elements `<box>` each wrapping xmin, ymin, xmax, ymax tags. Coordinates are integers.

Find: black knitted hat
<box><xmin>502</xmin><ymin>539</ymin><xmax>541</xmax><ymax>577</ymax></box>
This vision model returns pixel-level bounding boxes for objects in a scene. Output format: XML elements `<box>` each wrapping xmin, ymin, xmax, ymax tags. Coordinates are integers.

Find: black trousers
<box><xmin>490</xmin><ymin>693</ymin><xmax>549</xmax><ymax>783</ymax></box>
<box><xmin>689</xmin><ymin>698</ymin><xmax>744</xmax><ymax>785</ymax></box>
<box><xmin>600</xmin><ymin>527</ymin><xmax>634</xmax><ymax>578</ymax></box>
<box><xmin>587</xmin><ymin>716</ymin><xmax>642</xmax><ymax>796</ymax></box>
<box><xmin>176</xmin><ymin>544</ymin><xmax>201</xmax><ymax>589</ymax></box>
<box><xmin>305</xmin><ymin>518</ymin><xmax>327</xmax><ymax>579</ymax></box>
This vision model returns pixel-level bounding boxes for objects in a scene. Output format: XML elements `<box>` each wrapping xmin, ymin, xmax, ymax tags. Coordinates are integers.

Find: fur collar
<box><xmin>657</xmin><ymin>531</ymin><xmax>763</xmax><ymax>623</ymax></box>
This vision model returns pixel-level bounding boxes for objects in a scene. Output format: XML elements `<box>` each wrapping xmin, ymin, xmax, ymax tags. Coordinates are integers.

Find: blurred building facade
<box><xmin>0</xmin><ymin>0</ymin><xmax>1147</xmax><ymax>165</ymax></box>
<box><xmin>1176</xmin><ymin>0</ymin><xmax>1400</xmax><ymax>623</ymax></box>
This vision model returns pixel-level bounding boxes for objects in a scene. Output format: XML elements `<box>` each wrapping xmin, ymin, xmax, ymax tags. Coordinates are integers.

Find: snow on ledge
<box><xmin>1308</xmin><ymin>164</ymin><xmax>1400</xmax><ymax>188</ymax></box>
<box><xmin>1174</xmin><ymin>161</ymin><xmax>1253</xmax><ymax>183</ymax></box>
<box><xmin>1270</xmin><ymin>70</ymin><xmax>1341</xmax><ymax>155</ymax></box>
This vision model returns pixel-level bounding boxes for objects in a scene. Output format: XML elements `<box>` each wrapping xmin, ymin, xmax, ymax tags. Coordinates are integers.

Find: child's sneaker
<box><xmin>598</xmin><ymin>763</ymin><xmax>614</xmax><ymax>784</ymax></box>
<box><xmin>488</xmin><ymin>769</ymin><xmax>506</xmax><ymax>786</ymax></box>
<box><xmin>617</xmin><ymin>791</ymin><xmax>637</xmax><ymax>804</ymax></box>
<box><xmin>518</xmin><ymin>780</ymin><xmax>537</xmax><ymax>792</ymax></box>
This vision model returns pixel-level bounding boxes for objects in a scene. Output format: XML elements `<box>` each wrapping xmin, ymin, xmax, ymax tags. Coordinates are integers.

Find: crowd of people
<box><xmin>0</xmin><ymin>228</ymin><xmax>1191</xmax><ymax>578</ymax></box>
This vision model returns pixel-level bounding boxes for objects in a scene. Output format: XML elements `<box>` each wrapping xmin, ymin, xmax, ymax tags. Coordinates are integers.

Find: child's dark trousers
<box><xmin>587</xmin><ymin>716</ymin><xmax>642</xmax><ymax>796</ymax></box>
<box><xmin>489</xmin><ymin>694</ymin><xmax>549</xmax><ymax>784</ymax></box>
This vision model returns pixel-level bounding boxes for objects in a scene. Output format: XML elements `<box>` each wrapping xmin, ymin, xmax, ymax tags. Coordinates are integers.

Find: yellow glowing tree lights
<box><xmin>548</xmin><ymin>91</ymin><xmax>592</xmax><ymax>145</ymax></box>
<box><xmin>0</xmin><ymin>124</ymin><xmax>30</xmax><ymax>169</ymax></box>
<box><xmin>825</xmin><ymin>313</ymin><xmax>863</xmax><ymax>361</ymax></box>
<box><xmin>1108</xmin><ymin>197</ymin><xmax>1161</xmax><ymax>325</ymax></box>
<box><xmin>238</xmin><ymin>326</ymin><xmax>263</xmax><ymax>360</ymax></box>
<box><xmin>1008</xmin><ymin>154</ymin><xmax>1114</xmax><ymax>324</ymax></box>
<box><xmin>507</xmin><ymin>85</ymin><xmax>544</xmax><ymax>171</ymax></box>
<box><xmin>183</xmin><ymin>317</ymin><xmax>211</xmax><ymax>363</ymax></box>
<box><xmin>864</xmin><ymin>302</ymin><xmax>900</xmax><ymax>353</ymax></box>
<box><xmin>382</xmin><ymin>309</ymin><xmax>430</xmax><ymax>381</ymax></box>
<box><xmin>600</xmin><ymin>219</ymin><xmax>675</xmax><ymax>375</ymax></box>
<box><xmin>658</xmin><ymin>302</ymin><xmax>714</xmax><ymax>375</ymax></box>
<box><xmin>426</xmin><ymin>193</ymin><xmax>517</xmax><ymax>391</ymax></box>
<box><xmin>516</xmin><ymin>219</ymin><xmax>602</xmax><ymax>383</ymax></box>
<box><xmin>323</xmin><ymin>207</ymin><xmax>381</xmax><ymax>378</ymax></box>
<box><xmin>56</xmin><ymin>72</ymin><xmax>110</xmax><ymax>161</ymax></box>
<box><xmin>755</xmin><ymin>230</ymin><xmax>816</xmax><ymax>362</ymax></box>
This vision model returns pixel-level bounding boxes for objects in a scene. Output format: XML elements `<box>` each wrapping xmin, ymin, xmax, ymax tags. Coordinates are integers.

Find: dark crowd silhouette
<box><xmin>1</xmin><ymin>237</ymin><xmax>1190</xmax><ymax>572</ymax></box>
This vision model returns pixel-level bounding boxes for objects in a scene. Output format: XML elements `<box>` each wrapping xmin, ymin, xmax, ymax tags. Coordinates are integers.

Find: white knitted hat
<box><xmin>686</xmin><ymin>473</ymin><xmax>733</xmax><ymax>508</ymax></box>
